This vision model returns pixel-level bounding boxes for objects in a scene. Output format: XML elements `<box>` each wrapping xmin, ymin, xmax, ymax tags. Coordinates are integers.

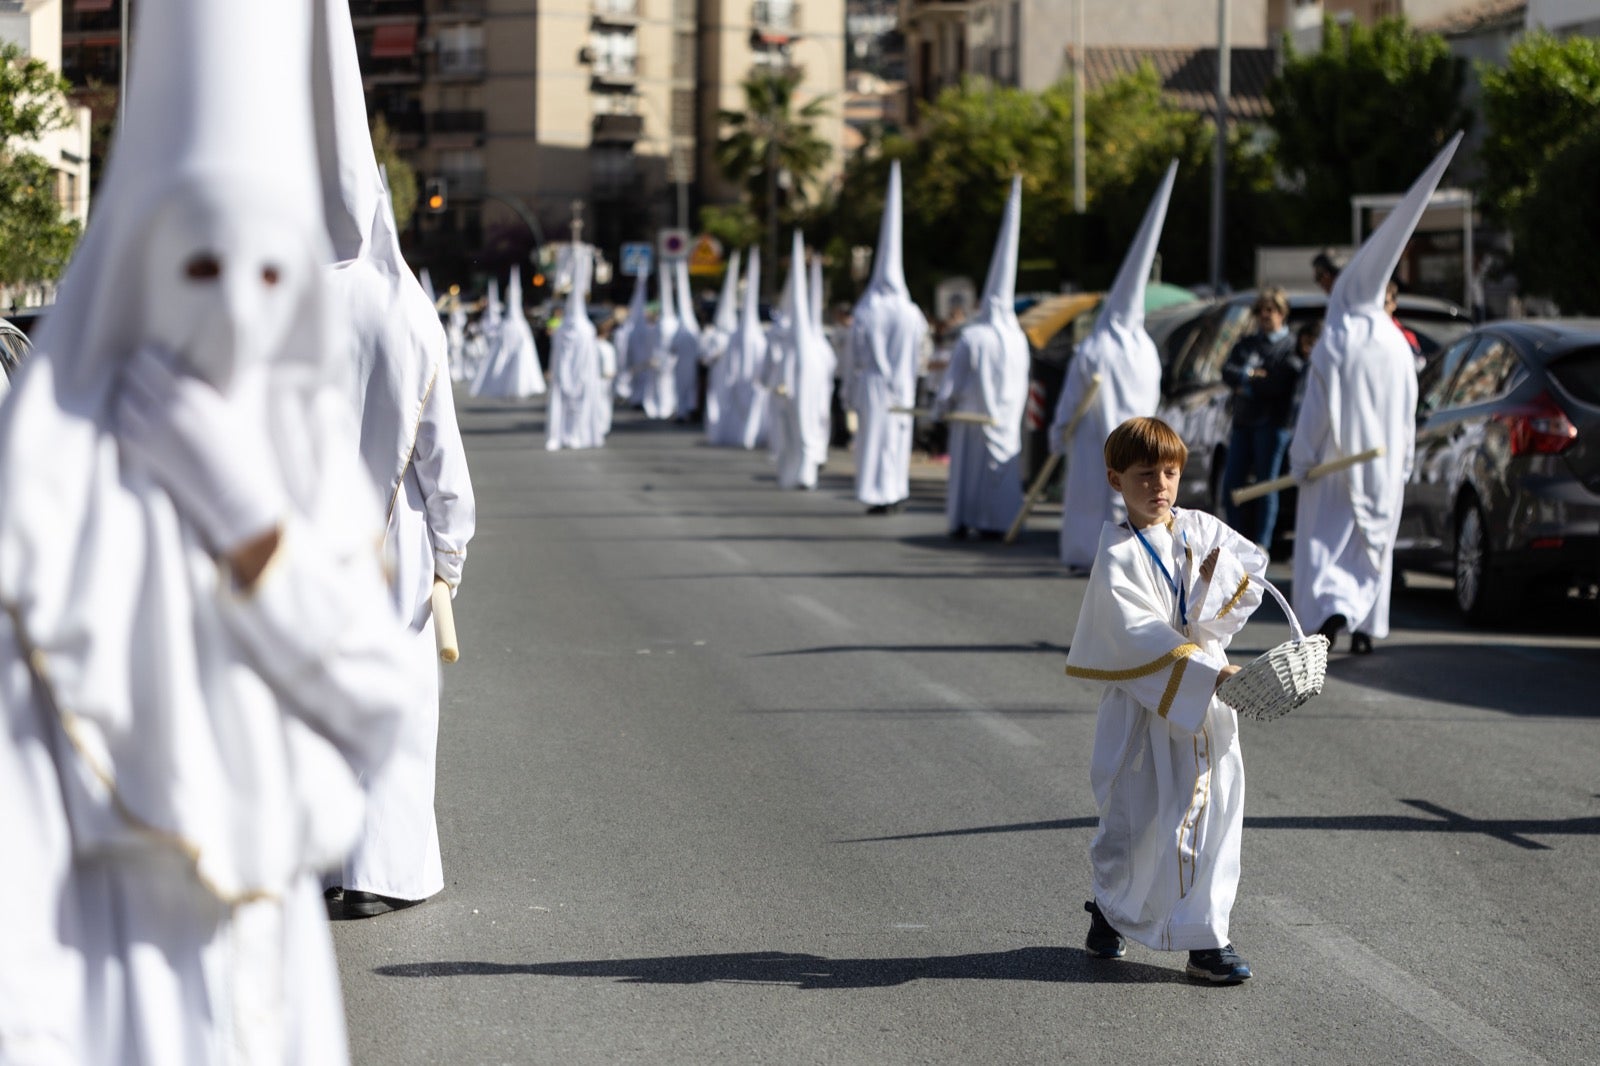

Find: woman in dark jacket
<box><xmin>1220</xmin><ymin>287</ymin><xmax>1305</xmax><ymax>550</ymax></box>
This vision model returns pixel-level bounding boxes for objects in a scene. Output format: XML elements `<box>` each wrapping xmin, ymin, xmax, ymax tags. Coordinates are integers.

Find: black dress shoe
<box><xmin>1350</xmin><ymin>631</ymin><xmax>1373</xmax><ymax>655</ymax></box>
<box><xmin>866</xmin><ymin>504</ymin><xmax>890</xmax><ymax>515</ymax></box>
<box><xmin>1317</xmin><ymin>613</ymin><xmax>1347</xmax><ymax>642</ymax></box>
<box><xmin>331</xmin><ymin>890</ymin><xmax>424</xmax><ymax>920</ymax></box>
<box><xmin>948</xmin><ymin>525</ymin><xmax>970</xmax><ymax>540</ymax></box>
<box><xmin>976</xmin><ymin>529</ymin><xmax>1006</xmax><ymax>541</ymax></box>
<box><xmin>1084</xmin><ymin>900</ymin><xmax>1126</xmax><ymax>959</ymax></box>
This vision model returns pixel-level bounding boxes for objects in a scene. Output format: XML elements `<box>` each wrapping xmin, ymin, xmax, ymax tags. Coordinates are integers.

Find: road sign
<box><xmin>687</xmin><ymin>234</ymin><xmax>724</xmax><ymax>276</ymax></box>
<box><xmin>620</xmin><ymin>242</ymin><xmax>653</xmax><ymax>277</ymax></box>
<box><xmin>658</xmin><ymin>228</ymin><xmax>690</xmax><ymax>261</ymax></box>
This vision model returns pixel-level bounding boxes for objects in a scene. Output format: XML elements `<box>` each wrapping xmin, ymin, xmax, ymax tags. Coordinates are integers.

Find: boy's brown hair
<box><xmin>1104</xmin><ymin>416</ymin><xmax>1189</xmax><ymax>472</ymax></box>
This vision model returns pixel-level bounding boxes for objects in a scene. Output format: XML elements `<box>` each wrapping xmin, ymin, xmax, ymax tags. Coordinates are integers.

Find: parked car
<box><xmin>1</xmin><ymin>317</ymin><xmax>31</xmax><ymax>382</ymax></box>
<box><xmin>1396</xmin><ymin>319</ymin><xmax>1600</xmax><ymax>621</ymax></box>
<box><xmin>1156</xmin><ymin>290</ymin><xmax>1473</xmax><ymax>520</ymax></box>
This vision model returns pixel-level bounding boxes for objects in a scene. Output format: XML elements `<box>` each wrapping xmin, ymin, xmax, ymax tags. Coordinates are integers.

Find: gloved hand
<box><xmin>114</xmin><ymin>344</ymin><xmax>286</xmax><ymax>555</ymax></box>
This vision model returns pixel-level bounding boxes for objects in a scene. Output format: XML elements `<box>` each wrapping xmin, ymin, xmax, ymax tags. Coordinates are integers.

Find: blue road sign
<box><xmin>620</xmin><ymin>242</ymin><xmax>653</xmax><ymax>277</ymax></box>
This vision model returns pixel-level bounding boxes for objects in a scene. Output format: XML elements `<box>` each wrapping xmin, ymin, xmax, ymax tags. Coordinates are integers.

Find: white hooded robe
<box><xmin>547</xmin><ymin>248</ymin><xmax>605</xmax><ymax>451</ymax></box>
<box><xmin>1055</xmin><ymin>162</ymin><xmax>1175</xmax><ymax>569</ymax></box>
<box><xmin>469</xmin><ymin>269</ymin><xmax>545</xmax><ymax>399</ymax></box>
<box><xmin>935</xmin><ymin>176</ymin><xmax>1030</xmax><ymax>534</ymax></box>
<box><xmin>851</xmin><ymin>161</ymin><xmax>929</xmax><ymax>508</ymax></box>
<box><xmin>1291</xmin><ymin>136</ymin><xmax>1460</xmax><ymax>641</ymax></box>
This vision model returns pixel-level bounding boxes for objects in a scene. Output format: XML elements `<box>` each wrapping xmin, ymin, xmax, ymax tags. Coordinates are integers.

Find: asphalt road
<box><xmin>335</xmin><ymin>392</ymin><xmax>1600</xmax><ymax>1066</ymax></box>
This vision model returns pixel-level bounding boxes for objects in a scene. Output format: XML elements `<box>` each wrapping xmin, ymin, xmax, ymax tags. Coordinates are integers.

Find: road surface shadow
<box><xmin>842</xmin><ymin>798</ymin><xmax>1600</xmax><ymax>850</ymax></box>
<box><xmin>374</xmin><ymin>946</ymin><xmax>1188</xmax><ymax>987</ymax></box>
<box><xmin>755</xmin><ymin>640</ymin><xmax>1070</xmax><ymax>658</ymax></box>
<box><xmin>1322</xmin><ymin>643</ymin><xmax>1600</xmax><ymax>717</ymax></box>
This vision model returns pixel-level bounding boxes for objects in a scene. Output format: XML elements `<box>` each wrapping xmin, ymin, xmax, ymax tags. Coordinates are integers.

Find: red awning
<box><xmin>370</xmin><ymin>22</ymin><xmax>419</xmax><ymax>59</ymax></box>
<box><xmin>757</xmin><ymin>32</ymin><xmax>792</xmax><ymax>46</ymax></box>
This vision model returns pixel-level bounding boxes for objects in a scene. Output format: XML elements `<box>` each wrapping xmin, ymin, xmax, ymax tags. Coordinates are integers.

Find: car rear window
<box><xmin>1547</xmin><ymin>347</ymin><xmax>1600</xmax><ymax>406</ymax></box>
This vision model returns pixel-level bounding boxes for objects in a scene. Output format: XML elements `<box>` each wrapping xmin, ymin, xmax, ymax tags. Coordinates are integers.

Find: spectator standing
<box><xmin>1219</xmin><ymin>287</ymin><xmax>1303</xmax><ymax>551</ymax></box>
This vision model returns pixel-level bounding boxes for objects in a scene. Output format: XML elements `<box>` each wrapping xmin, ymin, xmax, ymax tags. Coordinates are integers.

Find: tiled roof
<box><xmin>1082</xmin><ymin>46</ymin><xmax>1277</xmax><ymax>123</ymax></box>
<box><xmin>1419</xmin><ymin>0</ymin><xmax>1526</xmax><ymax>35</ymax></box>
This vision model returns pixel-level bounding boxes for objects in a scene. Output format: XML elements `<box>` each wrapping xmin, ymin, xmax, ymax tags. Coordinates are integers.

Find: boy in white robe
<box><xmin>1065</xmin><ymin>416</ymin><xmax>1270</xmax><ymax>984</ymax></box>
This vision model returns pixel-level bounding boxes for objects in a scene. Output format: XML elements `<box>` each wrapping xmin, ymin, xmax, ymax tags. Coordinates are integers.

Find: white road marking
<box><xmin>1258</xmin><ymin>896</ymin><xmax>1548</xmax><ymax>1066</ymax></box>
<box><xmin>786</xmin><ymin>592</ymin><xmax>857</xmax><ymax>631</ymax></box>
<box><xmin>919</xmin><ymin>679</ymin><xmax>1041</xmax><ymax>747</ymax></box>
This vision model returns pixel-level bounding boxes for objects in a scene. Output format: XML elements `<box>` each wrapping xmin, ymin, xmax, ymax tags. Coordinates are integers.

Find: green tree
<box><xmin>370</xmin><ymin>114</ymin><xmax>417</xmax><ymax>231</ymax></box>
<box><xmin>1512</xmin><ymin>121</ymin><xmax>1600</xmax><ymax>312</ymax></box>
<box><xmin>818</xmin><ymin>66</ymin><xmax>1284</xmax><ymax>304</ymax></box>
<box><xmin>698</xmin><ymin>201</ymin><xmax>763</xmax><ymax>253</ymax></box>
<box><xmin>1266</xmin><ymin>16</ymin><xmax>1468</xmax><ymax>243</ymax></box>
<box><xmin>0</xmin><ymin>42</ymin><xmax>81</xmax><ymax>286</ymax></box>
<box><xmin>715</xmin><ymin>68</ymin><xmax>832</xmax><ymax>291</ymax></box>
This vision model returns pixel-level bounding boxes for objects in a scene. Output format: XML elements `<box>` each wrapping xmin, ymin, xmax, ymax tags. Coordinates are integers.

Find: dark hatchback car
<box><xmin>1396</xmin><ymin>320</ymin><xmax>1600</xmax><ymax>621</ymax></box>
<box><xmin>1157</xmin><ymin>290</ymin><xmax>1473</xmax><ymax>516</ymax></box>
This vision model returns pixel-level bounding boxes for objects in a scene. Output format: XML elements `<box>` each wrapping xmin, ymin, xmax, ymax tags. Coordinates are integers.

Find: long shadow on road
<box><xmin>842</xmin><ymin>798</ymin><xmax>1600</xmax><ymax>851</ymax></box>
<box><xmin>374</xmin><ymin>947</ymin><xmax>1186</xmax><ymax>987</ymax></box>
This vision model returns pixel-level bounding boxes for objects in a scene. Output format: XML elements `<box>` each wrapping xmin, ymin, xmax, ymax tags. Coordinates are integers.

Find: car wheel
<box><xmin>1454</xmin><ymin>501</ymin><xmax>1512</xmax><ymax>624</ymax></box>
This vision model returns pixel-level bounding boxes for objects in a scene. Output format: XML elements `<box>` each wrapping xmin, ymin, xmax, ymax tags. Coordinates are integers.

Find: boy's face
<box><xmin>1108</xmin><ymin>460</ymin><xmax>1181</xmax><ymax>529</ymax></box>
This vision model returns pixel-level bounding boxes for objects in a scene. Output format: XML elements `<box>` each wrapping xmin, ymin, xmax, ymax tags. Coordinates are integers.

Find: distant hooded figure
<box><xmin>1053</xmin><ymin>160</ymin><xmax>1175</xmax><ymax>570</ymax></box>
<box><xmin>314</xmin><ymin>0</ymin><xmax>477</xmax><ymax>917</ymax></box>
<box><xmin>701</xmin><ymin>250</ymin><xmax>742</xmax><ymax>444</ymax></box>
<box><xmin>447</xmin><ymin>300</ymin><xmax>469</xmax><ymax>381</ymax></box>
<box><xmin>850</xmin><ymin>161</ymin><xmax>929</xmax><ymax>514</ymax></box>
<box><xmin>628</xmin><ymin>263</ymin><xmax>678</xmax><ymax>419</ymax></box>
<box><xmin>934</xmin><ymin>176</ymin><xmax>1030</xmax><ymax>538</ymax></box>
<box><xmin>726</xmin><ymin>247</ymin><xmax>770</xmax><ymax>450</ymax></box>
<box><xmin>613</xmin><ymin>266</ymin><xmax>648</xmax><ymax>406</ymax></box>
<box><xmin>470</xmin><ymin>268</ymin><xmax>545</xmax><ymax>398</ymax></box>
<box><xmin>546</xmin><ymin>246</ymin><xmax>604</xmax><ymax>451</ymax></box>
<box><xmin>765</xmin><ymin>232</ymin><xmax>835</xmax><ymax>489</ymax></box>
<box><xmin>1293</xmin><ymin>134</ymin><xmax>1462</xmax><ymax>655</ymax></box>
<box><xmin>0</xmin><ymin>0</ymin><xmax>417</xmax><ymax>1059</ymax></box>
<box><xmin>673</xmin><ymin>257</ymin><xmax>702</xmax><ymax>419</ymax></box>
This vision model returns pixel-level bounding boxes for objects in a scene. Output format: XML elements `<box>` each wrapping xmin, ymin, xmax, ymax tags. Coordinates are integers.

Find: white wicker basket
<box><xmin>1214</xmin><ymin>578</ymin><xmax>1329</xmax><ymax>722</ymax></box>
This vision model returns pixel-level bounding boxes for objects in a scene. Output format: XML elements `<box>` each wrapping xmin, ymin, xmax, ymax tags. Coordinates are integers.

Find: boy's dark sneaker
<box><xmin>1186</xmin><ymin>944</ymin><xmax>1252</xmax><ymax>984</ymax></box>
<box><xmin>1083</xmin><ymin>900</ymin><xmax>1126</xmax><ymax>959</ymax></box>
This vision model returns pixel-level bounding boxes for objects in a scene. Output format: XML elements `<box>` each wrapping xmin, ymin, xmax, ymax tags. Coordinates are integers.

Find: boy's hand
<box><xmin>1214</xmin><ymin>664</ymin><xmax>1242</xmax><ymax>691</ymax></box>
<box><xmin>1199</xmin><ymin>546</ymin><xmax>1221</xmax><ymax>582</ymax></box>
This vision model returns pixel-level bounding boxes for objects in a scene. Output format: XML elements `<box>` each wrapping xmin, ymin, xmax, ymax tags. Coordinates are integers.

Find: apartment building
<box><xmin>56</xmin><ymin>0</ymin><xmax>846</xmax><ymax>280</ymax></box>
<box><xmin>2</xmin><ymin>0</ymin><xmax>91</xmax><ymax>226</ymax></box>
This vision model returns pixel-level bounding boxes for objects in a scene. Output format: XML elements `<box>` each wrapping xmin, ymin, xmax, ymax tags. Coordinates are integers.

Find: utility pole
<box><xmin>1072</xmin><ymin>0</ymin><xmax>1086</xmax><ymax>214</ymax></box>
<box><xmin>119</xmin><ymin>0</ymin><xmax>129</xmax><ymax>127</ymax></box>
<box><xmin>1209</xmin><ymin>0</ymin><xmax>1230</xmax><ymax>294</ymax></box>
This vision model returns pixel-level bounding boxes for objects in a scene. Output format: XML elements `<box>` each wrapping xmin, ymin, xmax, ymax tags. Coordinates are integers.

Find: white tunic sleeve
<box><xmin>1066</xmin><ymin>528</ymin><xmax>1230</xmax><ymax>735</ymax></box>
<box><xmin>410</xmin><ymin>358</ymin><xmax>476</xmax><ymax>588</ymax></box>
<box><xmin>217</xmin><ymin>519</ymin><xmax>414</xmax><ymax>779</ymax></box>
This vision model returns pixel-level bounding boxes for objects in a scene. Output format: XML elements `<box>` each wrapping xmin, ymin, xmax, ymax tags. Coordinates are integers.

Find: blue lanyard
<box><xmin>1132</xmin><ymin>523</ymin><xmax>1188</xmax><ymax>627</ymax></box>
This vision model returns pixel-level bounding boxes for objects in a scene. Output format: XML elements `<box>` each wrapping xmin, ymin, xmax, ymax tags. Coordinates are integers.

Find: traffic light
<box><xmin>425</xmin><ymin>178</ymin><xmax>447</xmax><ymax>214</ymax></box>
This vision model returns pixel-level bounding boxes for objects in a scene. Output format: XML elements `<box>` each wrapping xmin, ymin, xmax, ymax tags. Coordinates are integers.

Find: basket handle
<box><xmin>1250</xmin><ymin>575</ymin><xmax>1308</xmax><ymax>643</ymax></box>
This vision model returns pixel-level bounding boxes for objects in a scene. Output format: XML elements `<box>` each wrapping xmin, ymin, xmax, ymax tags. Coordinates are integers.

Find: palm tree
<box><xmin>715</xmin><ymin>68</ymin><xmax>831</xmax><ymax>295</ymax></box>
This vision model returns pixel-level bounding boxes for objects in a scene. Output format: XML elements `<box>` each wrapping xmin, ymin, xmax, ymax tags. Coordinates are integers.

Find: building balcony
<box><xmin>432</xmin><ymin>47</ymin><xmax>487</xmax><ymax>79</ymax></box>
<box><xmin>591</xmin><ymin>56</ymin><xmax>641</xmax><ymax>87</ymax></box>
<box><xmin>751</xmin><ymin>0</ymin><xmax>799</xmax><ymax>32</ymax></box>
<box><xmin>592</xmin><ymin>0</ymin><xmax>640</xmax><ymax>26</ymax></box>
<box><xmin>592</xmin><ymin>113</ymin><xmax>644</xmax><ymax>144</ymax></box>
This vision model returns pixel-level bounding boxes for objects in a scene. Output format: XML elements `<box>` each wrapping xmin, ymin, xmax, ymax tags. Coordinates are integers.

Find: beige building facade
<box><xmin>354</xmin><ymin>0</ymin><xmax>844</xmax><ymax>285</ymax></box>
<box><xmin>0</xmin><ymin>0</ymin><xmax>91</xmax><ymax>227</ymax></box>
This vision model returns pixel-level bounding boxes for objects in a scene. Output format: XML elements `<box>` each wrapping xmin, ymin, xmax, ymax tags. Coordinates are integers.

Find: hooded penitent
<box><xmin>632</xmin><ymin>261</ymin><xmax>680</xmax><ymax>419</ymax></box>
<box><xmin>766</xmin><ymin>232</ymin><xmax>835</xmax><ymax>489</ymax></box>
<box><xmin>313</xmin><ymin>0</ymin><xmax>475</xmax><ymax>907</ymax></box>
<box><xmin>613</xmin><ymin>266</ymin><xmax>648</xmax><ymax>404</ymax></box>
<box><xmin>547</xmin><ymin>246</ymin><xmax>603</xmax><ymax>451</ymax></box>
<box><xmin>0</xmin><ymin>0</ymin><xmax>415</xmax><ymax>1057</ymax></box>
<box><xmin>1055</xmin><ymin>159</ymin><xmax>1176</xmax><ymax>569</ymax></box>
<box><xmin>850</xmin><ymin>160</ymin><xmax>929</xmax><ymax>509</ymax></box>
<box><xmin>1291</xmin><ymin>133</ymin><xmax>1462</xmax><ymax>643</ymax></box>
<box><xmin>726</xmin><ymin>247</ymin><xmax>769</xmax><ymax>450</ymax></box>
<box><xmin>701</xmin><ymin>250</ymin><xmax>742</xmax><ymax>443</ymax></box>
<box><xmin>673</xmin><ymin>257</ymin><xmax>702</xmax><ymax>418</ymax></box>
<box><xmin>934</xmin><ymin>174</ymin><xmax>1029</xmax><ymax>535</ymax></box>
<box><xmin>470</xmin><ymin>267</ymin><xmax>546</xmax><ymax>398</ymax></box>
